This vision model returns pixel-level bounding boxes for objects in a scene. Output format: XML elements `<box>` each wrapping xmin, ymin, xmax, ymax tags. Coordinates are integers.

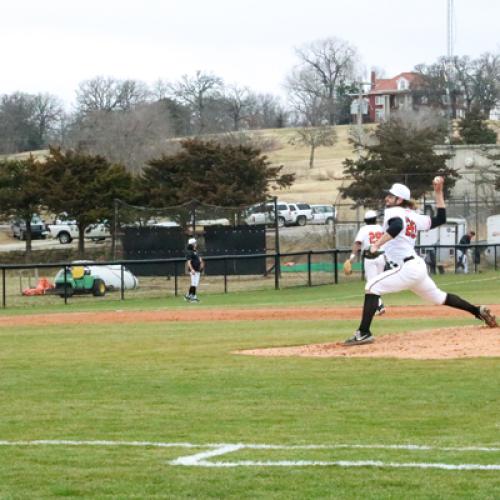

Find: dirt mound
<box><xmin>238</xmin><ymin>326</ymin><xmax>500</xmax><ymax>360</ymax></box>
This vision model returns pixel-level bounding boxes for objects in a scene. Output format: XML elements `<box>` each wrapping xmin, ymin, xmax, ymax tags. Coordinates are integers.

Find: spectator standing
<box><xmin>457</xmin><ymin>230</ymin><xmax>476</xmax><ymax>274</ymax></box>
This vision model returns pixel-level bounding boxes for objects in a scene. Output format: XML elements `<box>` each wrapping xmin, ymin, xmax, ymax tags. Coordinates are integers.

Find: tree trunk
<box><xmin>309</xmin><ymin>144</ymin><xmax>316</xmax><ymax>169</ymax></box>
<box><xmin>24</xmin><ymin>216</ymin><xmax>32</xmax><ymax>258</ymax></box>
<box><xmin>78</xmin><ymin>226</ymin><xmax>85</xmax><ymax>258</ymax></box>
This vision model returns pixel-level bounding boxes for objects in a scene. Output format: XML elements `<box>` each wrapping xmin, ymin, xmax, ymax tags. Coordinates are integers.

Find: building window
<box><xmin>397</xmin><ymin>78</ymin><xmax>408</xmax><ymax>90</ymax></box>
<box><xmin>375</xmin><ymin>95</ymin><xmax>385</xmax><ymax>106</ymax></box>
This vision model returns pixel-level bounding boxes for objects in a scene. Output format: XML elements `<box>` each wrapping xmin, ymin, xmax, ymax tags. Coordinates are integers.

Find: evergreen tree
<box><xmin>455</xmin><ymin>108</ymin><xmax>497</xmax><ymax>145</ymax></box>
<box><xmin>340</xmin><ymin>118</ymin><xmax>459</xmax><ymax>207</ymax></box>
<box><xmin>41</xmin><ymin>147</ymin><xmax>133</xmax><ymax>255</ymax></box>
<box><xmin>139</xmin><ymin>139</ymin><xmax>295</xmax><ymax>207</ymax></box>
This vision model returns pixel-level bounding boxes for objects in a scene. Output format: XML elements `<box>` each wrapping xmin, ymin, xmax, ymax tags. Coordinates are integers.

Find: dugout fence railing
<box><xmin>0</xmin><ymin>244</ymin><xmax>498</xmax><ymax>309</ymax></box>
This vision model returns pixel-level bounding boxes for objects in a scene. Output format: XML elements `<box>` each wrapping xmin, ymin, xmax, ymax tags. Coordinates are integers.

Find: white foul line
<box><xmin>0</xmin><ymin>440</ymin><xmax>499</xmax><ymax>471</ymax></box>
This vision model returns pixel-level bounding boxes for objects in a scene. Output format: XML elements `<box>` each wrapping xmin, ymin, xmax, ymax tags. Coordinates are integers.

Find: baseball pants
<box><xmin>364</xmin><ymin>254</ymin><xmax>386</xmax><ymax>281</ymax></box>
<box><xmin>190</xmin><ymin>271</ymin><xmax>201</xmax><ymax>287</ymax></box>
<box><xmin>365</xmin><ymin>255</ymin><xmax>447</xmax><ymax>305</ymax></box>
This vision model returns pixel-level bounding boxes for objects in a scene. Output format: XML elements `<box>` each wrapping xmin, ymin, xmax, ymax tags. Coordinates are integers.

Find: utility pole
<box><xmin>444</xmin><ymin>0</ymin><xmax>455</xmax><ymax>143</ymax></box>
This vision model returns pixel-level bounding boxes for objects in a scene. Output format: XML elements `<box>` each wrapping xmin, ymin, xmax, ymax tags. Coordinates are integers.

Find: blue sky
<box><xmin>1</xmin><ymin>0</ymin><xmax>498</xmax><ymax>108</ymax></box>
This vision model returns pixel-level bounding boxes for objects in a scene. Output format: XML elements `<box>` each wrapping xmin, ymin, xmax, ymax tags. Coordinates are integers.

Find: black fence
<box><xmin>1</xmin><ymin>244</ymin><xmax>498</xmax><ymax>309</ymax></box>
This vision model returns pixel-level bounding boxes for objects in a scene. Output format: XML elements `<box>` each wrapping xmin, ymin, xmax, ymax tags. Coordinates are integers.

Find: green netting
<box><xmin>281</xmin><ymin>262</ymin><xmax>363</xmax><ymax>273</ymax></box>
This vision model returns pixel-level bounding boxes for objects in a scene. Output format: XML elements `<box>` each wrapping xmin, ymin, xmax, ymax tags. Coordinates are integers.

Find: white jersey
<box><xmin>382</xmin><ymin>206</ymin><xmax>431</xmax><ymax>263</ymax></box>
<box><xmin>354</xmin><ymin>224</ymin><xmax>384</xmax><ymax>252</ymax></box>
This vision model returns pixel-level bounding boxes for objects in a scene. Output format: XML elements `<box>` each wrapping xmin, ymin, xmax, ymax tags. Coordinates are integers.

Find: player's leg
<box><xmin>410</xmin><ymin>259</ymin><xmax>497</xmax><ymax>327</ymax></box>
<box><xmin>186</xmin><ymin>272</ymin><xmax>199</xmax><ymax>302</ymax></box>
<box><xmin>344</xmin><ymin>266</ymin><xmax>408</xmax><ymax>345</ymax></box>
<box><xmin>190</xmin><ymin>272</ymin><xmax>201</xmax><ymax>302</ymax></box>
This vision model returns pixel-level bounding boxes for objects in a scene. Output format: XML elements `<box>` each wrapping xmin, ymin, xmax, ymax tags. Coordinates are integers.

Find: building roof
<box><xmin>370</xmin><ymin>72</ymin><xmax>425</xmax><ymax>94</ymax></box>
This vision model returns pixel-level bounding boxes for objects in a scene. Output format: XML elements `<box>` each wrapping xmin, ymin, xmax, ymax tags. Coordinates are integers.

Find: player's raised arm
<box><xmin>430</xmin><ymin>176</ymin><xmax>446</xmax><ymax>229</ymax></box>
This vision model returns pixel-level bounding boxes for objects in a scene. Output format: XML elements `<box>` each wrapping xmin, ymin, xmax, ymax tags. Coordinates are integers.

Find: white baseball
<box><xmin>433</xmin><ymin>176</ymin><xmax>443</xmax><ymax>184</ymax></box>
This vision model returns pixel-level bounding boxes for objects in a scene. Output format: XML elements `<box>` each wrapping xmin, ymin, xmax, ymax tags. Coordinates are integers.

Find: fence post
<box><xmin>174</xmin><ymin>261</ymin><xmax>178</xmax><ymax>297</ymax></box>
<box><xmin>2</xmin><ymin>268</ymin><xmax>5</xmax><ymax>309</ymax></box>
<box><xmin>307</xmin><ymin>251</ymin><xmax>312</xmax><ymax>287</ymax></box>
<box><xmin>224</xmin><ymin>258</ymin><xmax>228</xmax><ymax>293</ymax></box>
<box><xmin>63</xmin><ymin>265</ymin><xmax>68</xmax><ymax>305</ymax></box>
<box><xmin>333</xmin><ymin>250</ymin><xmax>338</xmax><ymax>284</ymax></box>
<box><xmin>495</xmin><ymin>245</ymin><xmax>498</xmax><ymax>271</ymax></box>
<box><xmin>273</xmin><ymin>196</ymin><xmax>280</xmax><ymax>290</ymax></box>
<box><xmin>120</xmin><ymin>264</ymin><xmax>125</xmax><ymax>301</ymax></box>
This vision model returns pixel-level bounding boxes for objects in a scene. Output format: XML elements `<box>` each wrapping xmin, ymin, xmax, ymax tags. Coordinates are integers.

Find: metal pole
<box><xmin>333</xmin><ymin>250</ymin><xmax>338</xmax><ymax>284</ymax></box>
<box><xmin>224</xmin><ymin>258</ymin><xmax>228</xmax><ymax>293</ymax></box>
<box><xmin>120</xmin><ymin>264</ymin><xmax>125</xmax><ymax>301</ymax></box>
<box><xmin>63</xmin><ymin>266</ymin><xmax>68</xmax><ymax>305</ymax></box>
<box><xmin>2</xmin><ymin>268</ymin><xmax>5</xmax><ymax>309</ymax></box>
<box><xmin>273</xmin><ymin>196</ymin><xmax>280</xmax><ymax>290</ymax></box>
<box><xmin>307</xmin><ymin>251</ymin><xmax>312</xmax><ymax>287</ymax></box>
<box><xmin>174</xmin><ymin>261</ymin><xmax>178</xmax><ymax>297</ymax></box>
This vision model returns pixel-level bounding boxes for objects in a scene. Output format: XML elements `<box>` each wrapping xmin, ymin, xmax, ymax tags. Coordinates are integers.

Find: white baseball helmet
<box><xmin>364</xmin><ymin>210</ymin><xmax>377</xmax><ymax>220</ymax></box>
<box><xmin>188</xmin><ymin>237</ymin><xmax>197</xmax><ymax>245</ymax></box>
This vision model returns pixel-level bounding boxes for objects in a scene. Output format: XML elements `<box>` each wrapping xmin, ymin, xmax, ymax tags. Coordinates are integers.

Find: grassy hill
<box><xmin>253</xmin><ymin>125</ymin><xmax>360</xmax><ymax>206</ymax></box>
<box><xmin>4</xmin><ymin>120</ymin><xmax>500</xmax><ymax>211</ymax></box>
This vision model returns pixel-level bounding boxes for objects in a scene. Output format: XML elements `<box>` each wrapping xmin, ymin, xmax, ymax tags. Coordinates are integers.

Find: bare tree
<box><xmin>76</xmin><ymin>76</ymin><xmax>149</xmax><ymax>114</ymax></box>
<box><xmin>289</xmin><ymin>124</ymin><xmax>337</xmax><ymax>169</ymax></box>
<box><xmin>224</xmin><ymin>84</ymin><xmax>253</xmax><ymax>131</ymax></box>
<box><xmin>285</xmin><ymin>37</ymin><xmax>360</xmax><ymax>126</ymax></box>
<box><xmin>246</xmin><ymin>93</ymin><xmax>287</xmax><ymax>129</ymax></box>
<box><xmin>0</xmin><ymin>92</ymin><xmax>37</xmax><ymax>153</ymax></box>
<box><xmin>31</xmin><ymin>93</ymin><xmax>64</xmax><ymax>146</ymax></box>
<box><xmin>66</xmin><ymin>102</ymin><xmax>175</xmax><ymax>174</ymax></box>
<box><xmin>472</xmin><ymin>52</ymin><xmax>500</xmax><ymax>117</ymax></box>
<box><xmin>168</xmin><ymin>71</ymin><xmax>223</xmax><ymax>134</ymax></box>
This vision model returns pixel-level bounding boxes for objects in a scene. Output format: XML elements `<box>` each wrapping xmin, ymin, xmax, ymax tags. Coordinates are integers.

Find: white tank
<box><xmin>484</xmin><ymin>214</ymin><xmax>500</xmax><ymax>265</ymax></box>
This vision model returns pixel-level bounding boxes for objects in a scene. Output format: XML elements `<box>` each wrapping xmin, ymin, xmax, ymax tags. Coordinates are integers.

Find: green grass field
<box><xmin>0</xmin><ymin>272</ymin><xmax>499</xmax><ymax>498</ymax></box>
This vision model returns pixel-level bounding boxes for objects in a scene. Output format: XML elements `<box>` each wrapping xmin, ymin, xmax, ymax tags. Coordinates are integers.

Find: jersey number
<box><xmin>405</xmin><ymin>217</ymin><xmax>417</xmax><ymax>239</ymax></box>
<box><xmin>368</xmin><ymin>231</ymin><xmax>383</xmax><ymax>244</ymax></box>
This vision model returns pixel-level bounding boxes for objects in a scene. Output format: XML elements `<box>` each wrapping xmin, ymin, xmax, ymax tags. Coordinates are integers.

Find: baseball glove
<box><xmin>363</xmin><ymin>249</ymin><xmax>384</xmax><ymax>260</ymax></box>
<box><xmin>343</xmin><ymin>258</ymin><xmax>352</xmax><ymax>275</ymax></box>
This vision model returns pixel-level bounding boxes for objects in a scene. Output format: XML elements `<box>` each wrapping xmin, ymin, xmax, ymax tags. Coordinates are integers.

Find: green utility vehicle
<box><xmin>53</xmin><ymin>266</ymin><xmax>107</xmax><ymax>297</ymax></box>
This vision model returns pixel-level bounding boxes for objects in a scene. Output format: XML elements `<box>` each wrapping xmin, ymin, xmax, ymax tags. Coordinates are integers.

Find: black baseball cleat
<box><xmin>478</xmin><ymin>306</ymin><xmax>498</xmax><ymax>328</ymax></box>
<box><xmin>184</xmin><ymin>294</ymin><xmax>192</xmax><ymax>302</ymax></box>
<box><xmin>343</xmin><ymin>330</ymin><xmax>374</xmax><ymax>346</ymax></box>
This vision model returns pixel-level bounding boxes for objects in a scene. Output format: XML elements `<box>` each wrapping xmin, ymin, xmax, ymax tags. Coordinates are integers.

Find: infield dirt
<box><xmin>3</xmin><ymin>304</ymin><xmax>499</xmax><ymax>359</ymax></box>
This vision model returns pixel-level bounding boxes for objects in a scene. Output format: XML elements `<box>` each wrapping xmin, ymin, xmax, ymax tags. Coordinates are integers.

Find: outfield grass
<box><xmin>0</xmin><ymin>272</ymin><xmax>499</xmax><ymax>498</ymax></box>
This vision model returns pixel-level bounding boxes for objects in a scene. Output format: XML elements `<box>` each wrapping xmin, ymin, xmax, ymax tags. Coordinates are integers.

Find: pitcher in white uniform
<box><xmin>344</xmin><ymin>177</ymin><xmax>497</xmax><ymax>345</ymax></box>
<box><xmin>348</xmin><ymin>210</ymin><xmax>386</xmax><ymax>315</ymax></box>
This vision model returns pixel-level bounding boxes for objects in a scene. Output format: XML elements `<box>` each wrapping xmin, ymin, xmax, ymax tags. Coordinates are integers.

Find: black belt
<box><xmin>403</xmin><ymin>256</ymin><xmax>415</xmax><ymax>263</ymax></box>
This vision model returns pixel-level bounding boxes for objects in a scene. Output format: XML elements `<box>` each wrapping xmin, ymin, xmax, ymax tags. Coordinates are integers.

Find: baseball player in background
<box><xmin>344</xmin><ymin>176</ymin><xmax>497</xmax><ymax>346</ymax></box>
<box><xmin>185</xmin><ymin>237</ymin><xmax>204</xmax><ymax>303</ymax></box>
<box><xmin>348</xmin><ymin>209</ymin><xmax>386</xmax><ymax>315</ymax></box>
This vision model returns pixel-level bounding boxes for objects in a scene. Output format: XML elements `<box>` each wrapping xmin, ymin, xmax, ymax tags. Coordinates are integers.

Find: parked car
<box><xmin>244</xmin><ymin>204</ymin><xmax>275</xmax><ymax>226</ymax></box>
<box><xmin>245</xmin><ymin>202</ymin><xmax>306</xmax><ymax>227</ymax></box>
<box><xmin>276</xmin><ymin>202</ymin><xmax>301</xmax><ymax>227</ymax></box>
<box><xmin>11</xmin><ymin>215</ymin><xmax>48</xmax><ymax>240</ymax></box>
<box><xmin>294</xmin><ymin>203</ymin><xmax>313</xmax><ymax>226</ymax></box>
<box><xmin>47</xmin><ymin>221</ymin><xmax>111</xmax><ymax>244</ymax></box>
<box><xmin>310</xmin><ymin>204</ymin><xmax>336</xmax><ymax>225</ymax></box>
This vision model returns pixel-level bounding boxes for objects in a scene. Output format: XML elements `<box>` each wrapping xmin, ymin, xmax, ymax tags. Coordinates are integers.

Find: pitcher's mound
<box><xmin>237</xmin><ymin>326</ymin><xmax>500</xmax><ymax>360</ymax></box>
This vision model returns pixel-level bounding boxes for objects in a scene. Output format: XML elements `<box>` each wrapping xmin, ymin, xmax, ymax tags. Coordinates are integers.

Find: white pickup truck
<box><xmin>47</xmin><ymin>222</ymin><xmax>111</xmax><ymax>244</ymax></box>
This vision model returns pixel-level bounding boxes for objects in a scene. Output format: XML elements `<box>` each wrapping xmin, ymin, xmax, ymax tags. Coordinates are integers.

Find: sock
<box><xmin>358</xmin><ymin>294</ymin><xmax>380</xmax><ymax>333</ymax></box>
<box><xmin>444</xmin><ymin>293</ymin><xmax>480</xmax><ymax>318</ymax></box>
<box><xmin>188</xmin><ymin>286</ymin><xmax>195</xmax><ymax>296</ymax></box>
